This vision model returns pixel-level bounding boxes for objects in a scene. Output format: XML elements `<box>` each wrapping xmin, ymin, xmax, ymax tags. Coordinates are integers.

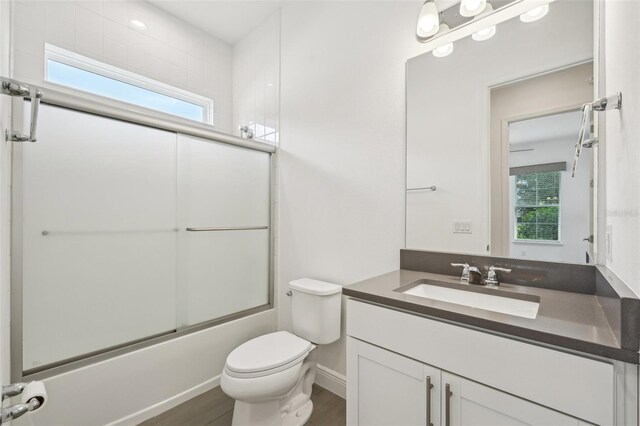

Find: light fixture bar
<box><xmin>416</xmin><ymin>0</ymin><xmax>555</xmax><ymax>52</ymax></box>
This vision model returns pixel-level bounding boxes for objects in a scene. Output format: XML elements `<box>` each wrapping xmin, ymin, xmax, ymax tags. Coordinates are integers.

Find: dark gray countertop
<box><xmin>343</xmin><ymin>269</ymin><xmax>639</xmax><ymax>364</ymax></box>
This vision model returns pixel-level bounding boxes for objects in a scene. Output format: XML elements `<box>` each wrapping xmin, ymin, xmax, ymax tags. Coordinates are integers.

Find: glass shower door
<box><xmin>177</xmin><ymin>134</ymin><xmax>270</xmax><ymax>327</ymax></box>
<box><xmin>17</xmin><ymin>104</ymin><xmax>272</xmax><ymax>376</ymax></box>
<box><xmin>20</xmin><ymin>105</ymin><xmax>178</xmax><ymax>371</ymax></box>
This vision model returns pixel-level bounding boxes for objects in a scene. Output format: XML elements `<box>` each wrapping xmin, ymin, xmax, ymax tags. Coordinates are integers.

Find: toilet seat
<box><xmin>225</xmin><ymin>331</ymin><xmax>312</xmax><ymax>379</ymax></box>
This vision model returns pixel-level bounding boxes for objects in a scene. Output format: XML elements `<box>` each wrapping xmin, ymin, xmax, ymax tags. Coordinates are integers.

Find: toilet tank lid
<box><xmin>289</xmin><ymin>278</ymin><xmax>342</xmax><ymax>296</ymax></box>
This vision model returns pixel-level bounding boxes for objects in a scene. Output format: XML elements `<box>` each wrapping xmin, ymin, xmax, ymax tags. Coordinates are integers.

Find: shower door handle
<box><xmin>186</xmin><ymin>226</ymin><xmax>269</xmax><ymax>232</ymax></box>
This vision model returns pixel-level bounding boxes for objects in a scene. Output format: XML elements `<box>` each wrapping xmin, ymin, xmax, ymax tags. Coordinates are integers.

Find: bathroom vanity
<box><xmin>366</xmin><ymin>1</ymin><xmax>640</xmax><ymax>424</ymax></box>
<box><xmin>344</xmin><ymin>251</ymin><xmax>640</xmax><ymax>426</ymax></box>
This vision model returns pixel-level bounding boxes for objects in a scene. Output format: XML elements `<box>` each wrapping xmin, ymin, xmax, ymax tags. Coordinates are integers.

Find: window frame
<box><xmin>512</xmin><ymin>171</ymin><xmax>562</xmax><ymax>244</ymax></box>
<box><xmin>44</xmin><ymin>43</ymin><xmax>214</xmax><ymax>125</ymax></box>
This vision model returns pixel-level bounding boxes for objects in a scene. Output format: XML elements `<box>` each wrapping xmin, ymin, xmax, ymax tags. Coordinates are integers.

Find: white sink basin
<box><xmin>402</xmin><ymin>283</ymin><xmax>540</xmax><ymax>319</ymax></box>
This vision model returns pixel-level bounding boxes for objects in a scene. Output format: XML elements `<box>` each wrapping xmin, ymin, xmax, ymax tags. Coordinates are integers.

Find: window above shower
<box><xmin>44</xmin><ymin>44</ymin><xmax>214</xmax><ymax>124</ymax></box>
<box><xmin>10</xmin><ymin>0</ymin><xmax>280</xmax><ymax>143</ymax></box>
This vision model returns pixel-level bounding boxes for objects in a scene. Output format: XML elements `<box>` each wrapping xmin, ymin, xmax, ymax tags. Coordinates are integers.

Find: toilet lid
<box><xmin>226</xmin><ymin>331</ymin><xmax>312</xmax><ymax>375</ymax></box>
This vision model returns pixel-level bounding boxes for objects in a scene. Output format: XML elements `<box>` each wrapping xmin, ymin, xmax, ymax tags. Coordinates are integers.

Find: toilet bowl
<box><xmin>221</xmin><ymin>278</ymin><xmax>342</xmax><ymax>426</ymax></box>
<box><xmin>221</xmin><ymin>331</ymin><xmax>317</xmax><ymax>425</ymax></box>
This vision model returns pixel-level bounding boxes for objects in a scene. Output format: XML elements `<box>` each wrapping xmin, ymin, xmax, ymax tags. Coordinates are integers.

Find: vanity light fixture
<box><xmin>418</xmin><ymin>0</ymin><xmax>554</xmax><ymax>56</ymax></box>
<box><xmin>519</xmin><ymin>4</ymin><xmax>549</xmax><ymax>22</ymax></box>
<box><xmin>129</xmin><ymin>19</ymin><xmax>147</xmax><ymax>31</ymax></box>
<box><xmin>416</xmin><ymin>1</ymin><xmax>440</xmax><ymax>39</ymax></box>
<box><xmin>472</xmin><ymin>4</ymin><xmax>496</xmax><ymax>41</ymax></box>
<box><xmin>432</xmin><ymin>24</ymin><xmax>453</xmax><ymax>57</ymax></box>
<box><xmin>460</xmin><ymin>0</ymin><xmax>487</xmax><ymax>17</ymax></box>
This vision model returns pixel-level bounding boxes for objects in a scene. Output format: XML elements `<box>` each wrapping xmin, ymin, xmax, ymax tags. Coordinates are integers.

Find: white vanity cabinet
<box><xmin>346</xmin><ymin>299</ymin><xmax>637</xmax><ymax>426</ymax></box>
<box><xmin>348</xmin><ymin>338</ymin><xmax>587</xmax><ymax>426</ymax></box>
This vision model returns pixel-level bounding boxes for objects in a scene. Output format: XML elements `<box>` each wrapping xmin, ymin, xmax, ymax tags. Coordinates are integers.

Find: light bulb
<box><xmin>431</xmin><ymin>23</ymin><xmax>452</xmax><ymax>57</ymax></box>
<box><xmin>460</xmin><ymin>0</ymin><xmax>486</xmax><ymax>17</ymax></box>
<box><xmin>416</xmin><ymin>1</ymin><xmax>440</xmax><ymax>39</ymax></box>
<box><xmin>419</xmin><ymin>14</ymin><xmax>438</xmax><ymax>34</ymax></box>
<box><xmin>520</xmin><ymin>4</ymin><xmax>549</xmax><ymax>23</ymax></box>
<box><xmin>471</xmin><ymin>3</ymin><xmax>496</xmax><ymax>41</ymax></box>
<box><xmin>433</xmin><ymin>42</ymin><xmax>453</xmax><ymax>58</ymax></box>
<box><xmin>472</xmin><ymin>25</ymin><xmax>496</xmax><ymax>41</ymax></box>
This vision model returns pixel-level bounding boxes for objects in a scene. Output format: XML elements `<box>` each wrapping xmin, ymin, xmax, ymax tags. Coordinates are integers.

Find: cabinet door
<box><xmin>347</xmin><ymin>337</ymin><xmax>441</xmax><ymax>426</ymax></box>
<box><xmin>441</xmin><ymin>372</ymin><xmax>591</xmax><ymax>426</ymax></box>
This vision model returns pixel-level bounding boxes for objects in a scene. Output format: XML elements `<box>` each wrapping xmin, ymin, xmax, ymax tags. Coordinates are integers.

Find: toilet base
<box><xmin>282</xmin><ymin>399</ymin><xmax>313</xmax><ymax>426</ymax></box>
<box><xmin>231</xmin><ymin>356</ymin><xmax>316</xmax><ymax>426</ymax></box>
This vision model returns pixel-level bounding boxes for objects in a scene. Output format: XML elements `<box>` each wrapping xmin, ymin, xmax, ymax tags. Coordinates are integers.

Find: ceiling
<box><xmin>509</xmin><ymin>110</ymin><xmax>582</xmax><ymax>146</ymax></box>
<box><xmin>148</xmin><ymin>1</ymin><xmax>285</xmax><ymax>45</ymax></box>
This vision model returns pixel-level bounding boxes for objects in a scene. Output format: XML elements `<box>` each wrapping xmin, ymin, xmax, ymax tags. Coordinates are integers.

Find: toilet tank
<box><xmin>289</xmin><ymin>278</ymin><xmax>342</xmax><ymax>344</ymax></box>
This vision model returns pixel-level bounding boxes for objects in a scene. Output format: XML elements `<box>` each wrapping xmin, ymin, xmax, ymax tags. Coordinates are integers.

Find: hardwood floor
<box><xmin>139</xmin><ymin>384</ymin><xmax>346</xmax><ymax>426</ymax></box>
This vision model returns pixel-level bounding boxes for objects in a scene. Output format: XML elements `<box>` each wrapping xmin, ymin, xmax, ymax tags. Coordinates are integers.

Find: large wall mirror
<box><xmin>406</xmin><ymin>0</ymin><xmax>596</xmax><ymax>264</ymax></box>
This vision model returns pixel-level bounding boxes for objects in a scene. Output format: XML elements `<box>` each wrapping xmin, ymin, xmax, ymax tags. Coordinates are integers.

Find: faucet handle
<box><xmin>451</xmin><ymin>263</ymin><xmax>470</xmax><ymax>282</ymax></box>
<box><xmin>486</xmin><ymin>266</ymin><xmax>512</xmax><ymax>286</ymax></box>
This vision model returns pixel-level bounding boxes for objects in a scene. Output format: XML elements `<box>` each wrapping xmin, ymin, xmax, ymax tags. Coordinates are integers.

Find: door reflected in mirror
<box><xmin>489</xmin><ymin>62</ymin><xmax>595</xmax><ymax>264</ymax></box>
<box><xmin>507</xmin><ymin>109</ymin><xmax>592</xmax><ymax>264</ymax></box>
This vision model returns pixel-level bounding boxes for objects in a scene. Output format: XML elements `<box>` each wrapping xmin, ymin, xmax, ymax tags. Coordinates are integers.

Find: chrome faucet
<box><xmin>468</xmin><ymin>267</ymin><xmax>486</xmax><ymax>285</ymax></box>
<box><xmin>451</xmin><ymin>263</ymin><xmax>470</xmax><ymax>282</ymax></box>
<box><xmin>485</xmin><ymin>266</ymin><xmax>512</xmax><ymax>287</ymax></box>
<box><xmin>452</xmin><ymin>263</ymin><xmax>512</xmax><ymax>287</ymax></box>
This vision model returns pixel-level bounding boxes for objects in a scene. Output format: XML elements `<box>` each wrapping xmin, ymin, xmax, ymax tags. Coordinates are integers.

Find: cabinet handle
<box><xmin>426</xmin><ymin>376</ymin><xmax>434</xmax><ymax>426</ymax></box>
<box><xmin>445</xmin><ymin>383</ymin><xmax>452</xmax><ymax>426</ymax></box>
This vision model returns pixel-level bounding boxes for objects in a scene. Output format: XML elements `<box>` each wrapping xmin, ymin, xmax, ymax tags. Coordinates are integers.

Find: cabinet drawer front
<box><xmin>347</xmin><ymin>299</ymin><xmax>614</xmax><ymax>425</ymax></box>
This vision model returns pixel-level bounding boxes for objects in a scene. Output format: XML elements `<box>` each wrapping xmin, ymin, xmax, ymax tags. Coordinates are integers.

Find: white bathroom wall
<box><xmin>11</xmin><ymin>0</ymin><xmax>233</xmax><ymax>133</ymax></box>
<box><xmin>232</xmin><ymin>11</ymin><xmax>280</xmax><ymax>143</ymax></box>
<box><xmin>602</xmin><ymin>0</ymin><xmax>640</xmax><ymax>295</ymax></box>
<box><xmin>405</xmin><ymin>0</ymin><xmax>593</xmax><ymax>255</ymax></box>
<box><xmin>277</xmin><ymin>1</ymin><xmax>429</xmax><ymax>379</ymax></box>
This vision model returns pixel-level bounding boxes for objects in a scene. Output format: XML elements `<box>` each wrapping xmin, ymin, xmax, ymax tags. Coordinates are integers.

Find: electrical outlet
<box><xmin>453</xmin><ymin>221</ymin><xmax>472</xmax><ymax>234</ymax></box>
<box><xmin>606</xmin><ymin>225</ymin><xmax>613</xmax><ymax>262</ymax></box>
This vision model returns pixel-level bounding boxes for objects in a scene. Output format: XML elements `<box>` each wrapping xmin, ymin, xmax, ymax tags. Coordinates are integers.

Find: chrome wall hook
<box><xmin>591</xmin><ymin>92</ymin><xmax>622</xmax><ymax>112</ymax></box>
<box><xmin>572</xmin><ymin>92</ymin><xmax>622</xmax><ymax>177</ymax></box>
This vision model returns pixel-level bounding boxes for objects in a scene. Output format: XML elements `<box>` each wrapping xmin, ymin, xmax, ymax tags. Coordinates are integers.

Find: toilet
<box><xmin>221</xmin><ymin>278</ymin><xmax>342</xmax><ymax>426</ymax></box>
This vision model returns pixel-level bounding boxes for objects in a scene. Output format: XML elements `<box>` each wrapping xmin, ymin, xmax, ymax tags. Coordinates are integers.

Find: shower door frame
<box><xmin>10</xmin><ymin>87</ymin><xmax>277</xmax><ymax>381</ymax></box>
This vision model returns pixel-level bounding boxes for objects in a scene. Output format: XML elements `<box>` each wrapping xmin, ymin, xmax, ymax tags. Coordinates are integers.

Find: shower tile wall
<box><xmin>11</xmin><ymin>0</ymin><xmax>234</xmax><ymax>134</ymax></box>
<box><xmin>232</xmin><ymin>11</ymin><xmax>280</xmax><ymax>144</ymax></box>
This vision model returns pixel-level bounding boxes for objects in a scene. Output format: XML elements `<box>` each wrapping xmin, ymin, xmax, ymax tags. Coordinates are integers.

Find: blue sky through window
<box><xmin>47</xmin><ymin>60</ymin><xmax>206</xmax><ymax>122</ymax></box>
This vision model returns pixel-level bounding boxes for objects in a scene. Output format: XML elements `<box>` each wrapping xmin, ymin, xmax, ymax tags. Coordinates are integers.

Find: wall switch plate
<box><xmin>453</xmin><ymin>221</ymin><xmax>472</xmax><ymax>234</ymax></box>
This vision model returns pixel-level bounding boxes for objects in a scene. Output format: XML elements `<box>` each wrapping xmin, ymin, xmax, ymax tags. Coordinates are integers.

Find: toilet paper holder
<box><xmin>1</xmin><ymin>381</ymin><xmax>46</xmax><ymax>425</ymax></box>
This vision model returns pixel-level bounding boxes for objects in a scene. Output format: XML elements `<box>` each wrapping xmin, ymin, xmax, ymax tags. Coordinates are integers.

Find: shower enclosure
<box><xmin>11</xmin><ymin>95</ymin><xmax>274</xmax><ymax>379</ymax></box>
